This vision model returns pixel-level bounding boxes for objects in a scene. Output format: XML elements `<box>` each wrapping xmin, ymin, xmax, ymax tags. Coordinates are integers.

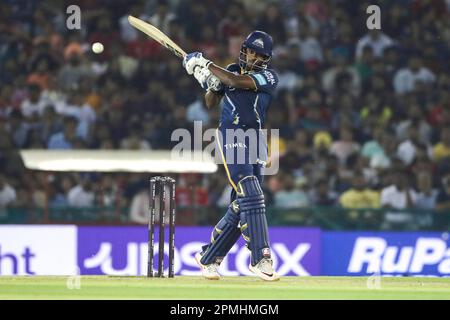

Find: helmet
<box><xmin>239</xmin><ymin>30</ymin><xmax>273</xmax><ymax>71</ymax></box>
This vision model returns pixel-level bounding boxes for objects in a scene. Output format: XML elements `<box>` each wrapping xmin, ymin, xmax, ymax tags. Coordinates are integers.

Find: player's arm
<box><xmin>207</xmin><ymin>64</ymin><xmax>256</xmax><ymax>90</ymax></box>
<box><xmin>183</xmin><ymin>52</ymin><xmax>256</xmax><ymax>90</ymax></box>
<box><xmin>205</xmin><ymin>90</ymin><xmax>223</xmax><ymax>109</ymax></box>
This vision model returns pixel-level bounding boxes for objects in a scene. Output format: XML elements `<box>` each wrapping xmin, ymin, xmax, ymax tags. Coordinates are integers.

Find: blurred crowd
<box><xmin>1</xmin><ymin>0</ymin><xmax>450</xmax><ymax>229</ymax></box>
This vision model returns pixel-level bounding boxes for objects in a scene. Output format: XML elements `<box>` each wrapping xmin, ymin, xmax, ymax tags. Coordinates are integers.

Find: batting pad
<box><xmin>236</xmin><ymin>176</ymin><xmax>271</xmax><ymax>266</ymax></box>
<box><xmin>200</xmin><ymin>203</ymin><xmax>241</xmax><ymax>265</ymax></box>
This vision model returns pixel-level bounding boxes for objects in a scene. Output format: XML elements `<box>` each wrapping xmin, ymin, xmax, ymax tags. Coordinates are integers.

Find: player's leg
<box><xmin>195</xmin><ymin>129</ymin><xmax>250</xmax><ymax>279</ymax></box>
<box><xmin>196</xmin><ymin>197</ymin><xmax>241</xmax><ymax>277</ymax></box>
<box><xmin>237</xmin><ymin>165</ymin><xmax>279</xmax><ymax>281</ymax></box>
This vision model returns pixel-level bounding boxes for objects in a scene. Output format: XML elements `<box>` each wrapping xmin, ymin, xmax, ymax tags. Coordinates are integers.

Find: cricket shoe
<box><xmin>249</xmin><ymin>258</ymin><xmax>280</xmax><ymax>281</ymax></box>
<box><xmin>195</xmin><ymin>252</ymin><xmax>220</xmax><ymax>280</ymax></box>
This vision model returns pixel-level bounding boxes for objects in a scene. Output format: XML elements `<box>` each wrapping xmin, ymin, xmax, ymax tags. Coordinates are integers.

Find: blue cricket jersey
<box><xmin>218</xmin><ymin>64</ymin><xmax>278</xmax><ymax>130</ymax></box>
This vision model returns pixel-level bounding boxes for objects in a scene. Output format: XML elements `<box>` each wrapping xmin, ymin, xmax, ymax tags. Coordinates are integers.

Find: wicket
<box><xmin>148</xmin><ymin>176</ymin><xmax>176</xmax><ymax>278</ymax></box>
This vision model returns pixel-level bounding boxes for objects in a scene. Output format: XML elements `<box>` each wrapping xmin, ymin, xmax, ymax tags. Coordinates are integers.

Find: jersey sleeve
<box><xmin>211</xmin><ymin>64</ymin><xmax>239</xmax><ymax>95</ymax></box>
<box><xmin>248</xmin><ymin>69</ymin><xmax>278</xmax><ymax>94</ymax></box>
<box><xmin>226</xmin><ymin>63</ymin><xmax>240</xmax><ymax>72</ymax></box>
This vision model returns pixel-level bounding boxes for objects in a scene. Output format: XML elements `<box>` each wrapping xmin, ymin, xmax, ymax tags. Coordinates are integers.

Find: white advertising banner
<box><xmin>0</xmin><ymin>225</ymin><xmax>77</xmax><ymax>275</ymax></box>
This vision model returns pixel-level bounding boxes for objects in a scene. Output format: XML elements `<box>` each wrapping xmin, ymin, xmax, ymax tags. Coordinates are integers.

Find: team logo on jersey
<box><xmin>252</xmin><ymin>38</ymin><xmax>264</xmax><ymax>48</ymax></box>
<box><xmin>232</xmin><ymin>115</ymin><xmax>240</xmax><ymax>125</ymax></box>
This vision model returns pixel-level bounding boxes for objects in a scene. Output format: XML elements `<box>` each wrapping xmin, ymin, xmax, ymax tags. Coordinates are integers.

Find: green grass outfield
<box><xmin>0</xmin><ymin>276</ymin><xmax>449</xmax><ymax>300</ymax></box>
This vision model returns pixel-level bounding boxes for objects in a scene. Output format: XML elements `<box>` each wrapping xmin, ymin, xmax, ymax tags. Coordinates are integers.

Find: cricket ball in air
<box><xmin>92</xmin><ymin>42</ymin><xmax>104</xmax><ymax>54</ymax></box>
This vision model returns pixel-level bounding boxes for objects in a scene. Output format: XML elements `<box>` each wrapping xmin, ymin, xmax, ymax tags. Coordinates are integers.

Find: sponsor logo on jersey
<box><xmin>263</xmin><ymin>71</ymin><xmax>276</xmax><ymax>85</ymax></box>
<box><xmin>224</xmin><ymin>142</ymin><xmax>247</xmax><ymax>149</ymax></box>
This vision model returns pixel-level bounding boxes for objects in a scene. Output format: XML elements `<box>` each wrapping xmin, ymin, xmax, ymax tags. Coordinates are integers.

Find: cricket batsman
<box><xmin>182</xmin><ymin>30</ymin><xmax>280</xmax><ymax>281</ymax></box>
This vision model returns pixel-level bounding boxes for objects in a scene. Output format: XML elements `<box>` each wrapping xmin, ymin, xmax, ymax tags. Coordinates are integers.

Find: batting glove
<box><xmin>194</xmin><ymin>66</ymin><xmax>222</xmax><ymax>92</ymax></box>
<box><xmin>183</xmin><ymin>52</ymin><xmax>212</xmax><ymax>75</ymax></box>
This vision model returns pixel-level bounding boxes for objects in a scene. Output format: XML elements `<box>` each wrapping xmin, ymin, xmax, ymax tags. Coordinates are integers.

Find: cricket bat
<box><xmin>128</xmin><ymin>15</ymin><xmax>187</xmax><ymax>59</ymax></box>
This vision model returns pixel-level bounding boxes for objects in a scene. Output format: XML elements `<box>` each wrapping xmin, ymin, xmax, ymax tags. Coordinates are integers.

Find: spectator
<box><xmin>369</xmin><ymin>131</ymin><xmax>398</xmax><ymax>170</ymax></box>
<box><xmin>20</xmin><ymin>84</ymin><xmax>48</xmax><ymax>118</ymax></box>
<box><xmin>330</xmin><ymin>94</ymin><xmax>360</xmax><ymax>131</ymax></box>
<box><xmin>340</xmin><ymin>174</ymin><xmax>380</xmax><ymax>208</ymax></box>
<box><xmin>5</xmin><ymin>109</ymin><xmax>29</xmax><ymax>148</ymax></box>
<box><xmin>217</xmin><ymin>2</ymin><xmax>247</xmax><ymax>43</ymax></box>
<box><xmin>0</xmin><ymin>174</ymin><xmax>16</xmax><ymax>214</ymax></box>
<box><xmin>186</xmin><ymin>94</ymin><xmax>210</xmax><ymax>124</ymax></box>
<box><xmin>393</xmin><ymin>55</ymin><xmax>436</xmax><ymax>95</ymax></box>
<box><xmin>360</xmin><ymin>93</ymin><xmax>393</xmax><ymax>129</ymax></box>
<box><xmin>67</xmin><ymin>176</ymin><xmax>95</xmax><ymax>207</ymax></box>
<box><xmin>119</xmin><ymin>3</ymin><xmax>149</xmax><ymax>43</ymax></box>
<box><xmin>415</xmin><ymin>172</ymin><xmax>438</xmax><ymax>228</ymax></box>
<box><xmin>355</xmin><ymin>29</ymin><xmax>394</xmax><ymax>59</ymax></box>
<box><xmin>176</xmin><ymin>173</ymin><xmax>209</xmax><ymax>224</ymax></box>
<box><xmin>128</xmin><ymin>188</ymin><xmax>150</xmax><ymax>224</ymax></box>
<box><xmin>37</xmin><ymin>105</ymin><xmax>62</xmax><ymax>143</ymax></box>
<box><xmin>285</xmin><ymin>130</ymin><xmax>313</xmax><ymax>166</ymax></box>
<box><xmin>59</xmin><ymin>89</ymin><xmax>96</xmax><ymax>140</ymax></box>
<box><xmin>322</xmin><ymin>49</ymin><xmax>361</xmax><ymax>97</ymax></box>
<box><xmin>274</xmin><ymin>174</ymin><xmax>310</xmax><ymax>208</ymax></box>
<box><xmin>58</xmin><ymin>51</ymin><xmax>91</xmax><ymax>91</ymax></box>
<box><xmin>309</xmin><ymin>179</ymin><xmax>337</xmax><ymax>206</ymax></box>
<box><xmin>126</xmin><ymin>28</ymin><xmax>161</xmax><ymax>60</ymax></box>
<box><xmin>330</xmin><ymin>127</ymin><xmax>360</xmax><ymax>166</ymax></box>
<box><xmin>396</xmin><ymin>125</ymin><xmax>432</xmax><ymax>166</ymax></box>
<box><xmin>380</xmin><ymin>171</ymin><xmax>418</xmax><ymax>230</ymax></box>
<box><xmin>0</xmin><ymin>85</ymin><xmax>13</xmax><ymax>118</ymax></box>
<box><xmin>382</xmin><ymin>46</ymin><xmax>401</xmax><ymax>78</ymax></box>
<box><xmin>120</xmin><ymin>124</ymin><xmax>151</xmax><ymax>150</ymax></box>
<box><xmin>297</xmin><ymin>89</ymin><xmax>330</xmax><ymax>132</ymax></box>
<box><xmin>395</xmin><ymin>104</ymin><xmax>432</xmax><ymax>145</ymax></box>
<box><xmin>353</xmin><ymin>45</ymin><xmax>374</xmax><ymax>87</ymax></box>
<box><xmin>48</xmin><ymin>180</ymin><xmax>69</xmax><ymax>208</ymax></box>
<box><xmin>361</xmin><ymin>126</ymin><xmax>385</xmax><ymax>159</ymax></box>
<box><xmin>384</xmin><ymin>4</ymin><xmax>410</xmax><ymax>39</ymax></box>
<box><xmin>287</xmin><ymin>17</ymin><xmax>323</xmax><ymax>65</ymax></box>
<box><xmin>285</xmin><ymin>2</ymin><xmax>321</xmax><ymax>40</ymax></box>
<box><xmin>88</xmin><ymin>14</ymin><xmax>121</xmax><ymax>61</ymax></box>
<box><xmin>149</xmin><ymin>1</ymin><xmax>176</xmax><ymax>35</ymax></box>
<box><xmin>47</xmin><ymin>116</ymin><xmax>81</xmax><ymax>149</ymax></box>
<box><xmin>435</xmin><ymin>173</ymin><xmax>450</xmax><ymax>229</ymax></box>
<box><xmin>89</xmin><ymin>122</ymin><xmax>113</xmax><ymax>149</ymax></box>
<box><xmin>352</xmin><ymin>155</ymin><xmax>379</xmax><ymax>187</ymax></box>
<box><xmin>196</xmin><ymin>26</ymin><xmax>220</xmax><ymax>61</ymax></box>
<box><xmin>273</xmin><ymin>49</ymin><xmax>303</xmax><ymax>92</ymax></box>
<box><xmin>27</xmin><ymin>59</ymin><xmax>51</xmax><ymax>90</ymax></box>
<box><xmin>24</xmin><ymin>127</ymin><xmax>45</xmax><ymax>148</ymax></box>
<box><xmin>427</xmin><ymin>91</ymin><xmax>450</xmax><ymax>128</ymax></box>
<box><xmin>328</xmin><ymin>21</ymin><xmax>354</xmax><ymax>61</ymax></box>
<box><xmin>41</xmin><ymin>75</ymin><xmax>66</xmax><ymax>108</ymax></box>
<box><xmin>432</xmin><ymin>127</ymin><xmax>450</xmax><ymax>163</ymax></box>
<box><xmin>256</xmin><ymin>2</ymin><xmax>287</xmax><ymax>44</ymax></box>
<box><xmin>339</xmin><ymin>173</ymin><xmax>381</xmax><ymax>229</ymax></box>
